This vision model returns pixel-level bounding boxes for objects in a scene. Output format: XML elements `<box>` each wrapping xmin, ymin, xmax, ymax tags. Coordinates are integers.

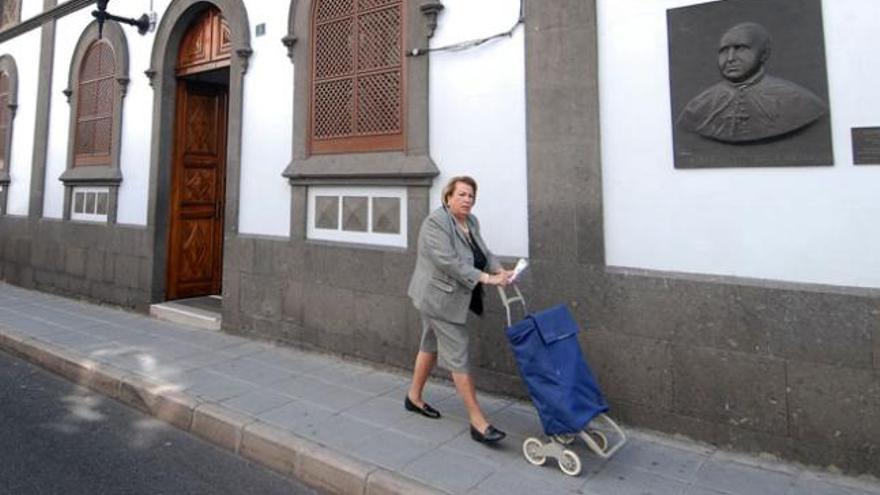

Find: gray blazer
<box><xmin>408</xmin><ymin>206</ymin><xmax>501</xmax><ymax>324</ymax></box>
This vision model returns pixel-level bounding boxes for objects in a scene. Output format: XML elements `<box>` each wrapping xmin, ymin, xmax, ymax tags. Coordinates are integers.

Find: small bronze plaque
<box><xmin>852</xmin><ymin>127</ymin><xmax>880</xmax><ymax>165</ymax></box>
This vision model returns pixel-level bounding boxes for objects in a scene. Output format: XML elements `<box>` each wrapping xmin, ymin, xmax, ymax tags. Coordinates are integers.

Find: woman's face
<box><xmin>447</xmin><ymin>181</ymin><xmax>475</xmax><ymax>220</ymax></box>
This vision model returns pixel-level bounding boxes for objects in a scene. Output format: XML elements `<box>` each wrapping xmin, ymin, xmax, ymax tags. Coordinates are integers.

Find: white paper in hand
<box><xmin>510</xmin><ymin>258</ymin><xmax>529</xmax><ymax>283</ymax></box>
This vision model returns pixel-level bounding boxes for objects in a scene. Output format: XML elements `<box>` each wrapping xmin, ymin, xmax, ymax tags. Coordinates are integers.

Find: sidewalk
<box><xmin>0</xmin><ymin>282</ymin><xmax>878</xmax><ymax>495</ymax></box>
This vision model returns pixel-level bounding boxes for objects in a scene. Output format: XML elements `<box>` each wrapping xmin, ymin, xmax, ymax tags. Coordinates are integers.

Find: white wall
<box><xmin>2</xmin><ymin>29</ymin><xmax>40</xmax><ymax>216</ymax></box>
<box><xmin>598</xmin><ymin>0</ymin><xmax>880</xmax><ymax>289</ymax></box>
<box><xmin>429</xmin><ymin>0</ymin><xmax>528</xmax><ymax>259</ymax></box>
<box><xmin>237</xmin><ymin>0</ymin><xmax>292</xmax><ymax>238</ymax></box>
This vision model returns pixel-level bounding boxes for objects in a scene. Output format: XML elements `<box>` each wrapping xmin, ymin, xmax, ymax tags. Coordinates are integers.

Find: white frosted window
<box><xmin>71</xmin><ymin>187</ymin><xmax>109</xmax><ymax>222</ymax></box>
<box><xmin>308</xmin><ymin>186</ymin><xmax>406</xmax><ymax>248</ymax></box>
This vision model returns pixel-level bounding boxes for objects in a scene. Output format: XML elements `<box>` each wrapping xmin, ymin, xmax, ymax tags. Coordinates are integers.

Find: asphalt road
<box><xmin>0</xmin><ymin>349</ymin><xmax>321</xmax><ymax>495</ymax></box>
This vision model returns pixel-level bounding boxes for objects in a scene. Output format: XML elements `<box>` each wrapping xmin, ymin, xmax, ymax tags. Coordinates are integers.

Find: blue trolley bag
<box><xmin>506</xmin><ymin>304</ymin><xmax>608</xmax><ymax>436</ymax></box>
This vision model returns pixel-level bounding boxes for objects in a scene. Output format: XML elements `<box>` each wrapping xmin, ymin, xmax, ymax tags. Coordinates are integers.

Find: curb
<box><xmin>0</xmin><ymin>325</ymin><xmax>447</xmax><ymax>495</ymax></box>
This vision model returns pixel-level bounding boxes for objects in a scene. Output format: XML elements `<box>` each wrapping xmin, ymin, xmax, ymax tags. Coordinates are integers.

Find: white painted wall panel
<box><xmin>3</xmin><ymin>29</ymin><xmax>41</xmax><ymax>216</ymax></box>
<box><xmin>598</xmin><ymin>0</ymin><xmax>880</xmax><ymax>288</ymax></box>
<box><xmin>237</xmin><ymin>0</ymin><xmax>292</xmax><ymax>237</ymax></box>
<box><xmin>429</xmin><ymin>0</ymin><xmax>528</xmax><ymax>259</ymax></box>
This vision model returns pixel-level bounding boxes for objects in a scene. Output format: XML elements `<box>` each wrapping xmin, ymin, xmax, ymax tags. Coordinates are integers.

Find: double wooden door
<box><xmin>166</xmin><ymin>80</ymin><xmax>227</xmax><ymax>300</ymax></box>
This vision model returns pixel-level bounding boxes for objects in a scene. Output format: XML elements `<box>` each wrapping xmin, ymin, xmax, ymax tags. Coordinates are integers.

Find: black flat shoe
<box><xmin>470</xmin><ymin>424</ymin><xmax>506</xmax><ymax>443</ymax></box>
<box><xmin>404</xmin><ymin>396</ymin><xmax>441</xmax><ymax>419</ymax></box>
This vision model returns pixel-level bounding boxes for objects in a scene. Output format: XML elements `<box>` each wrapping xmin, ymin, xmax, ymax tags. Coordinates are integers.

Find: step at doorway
<box><xmin>150</xmin><ymin>295</ymin><xmax>222</xmax><ymax>331</ymax></box>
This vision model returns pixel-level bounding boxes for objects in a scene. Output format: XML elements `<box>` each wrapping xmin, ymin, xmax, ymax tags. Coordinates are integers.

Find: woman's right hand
<box><xmin>481</xmin><ymin>272</ymin><xmax>510</xmax><ymax>286</ymax></box>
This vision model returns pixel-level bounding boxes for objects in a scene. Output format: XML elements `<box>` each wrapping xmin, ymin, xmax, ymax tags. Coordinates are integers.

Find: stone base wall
<box><xmin>0</xmin><ymin>217</ymin><xmax>153</xmax><ymax>310</ymax></box>
<box><xmin>221</xmin><ymin>234</ymin><xmax>880</xmax><ymax>476</ymax></box>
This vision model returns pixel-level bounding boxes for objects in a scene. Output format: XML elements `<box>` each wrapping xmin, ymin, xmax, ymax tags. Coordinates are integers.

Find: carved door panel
<box><xmin>167</xmin><ymin>81</ymin><xmax>227</xmax><ymax>300</ymax></box>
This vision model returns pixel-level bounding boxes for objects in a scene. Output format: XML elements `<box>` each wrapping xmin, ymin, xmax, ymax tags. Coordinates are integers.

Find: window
<box><xmin>307</xmin><ymin>186</ymin><xmax>406</xmax><ymax>247</ymax></box>
<box><xmin>0</xmin><ymin>71</ymin><xmax>10</xmax><ymax>172</ymax></box>
<box><xmin>0</xmin><ymin>0</ymin><xmax>20</xmax><ymax>30</ymax></box>
<box><xmin>70</xmin><ymin>187</ymin><xmax>110</xmax><ymax>222</ymax></box>
<box><xmin>310</xmin><ymin>0</ymin><xmax>404</xmax><ymax>154</ymax></box>
<box><xmin>74</xmin><ymin>41</ymin><xmax>115</xmax><ymax>167</ymax></box>
<box><xmin>0</xmin><ymin>55</ymin><xmax>16</xmax><ymax>215</ymax></box>
<box><xmin>60</xmin><ymin>21</ymin><xmax>129</xmax><ymax>222</ymax></box>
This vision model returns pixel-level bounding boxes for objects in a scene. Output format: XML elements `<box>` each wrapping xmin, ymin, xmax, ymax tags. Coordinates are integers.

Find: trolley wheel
<box><xmin>559</xmin><ymin>449</ymin><xmax>582</xmax><ymax>476</ymax></box>
<box><xmin>552</xmin><ymin>434</ymin><xmax>576</xmax><ymax>445</ymax></box>
<box><xmin>522</xmin><ymin>437</ymin><xmax>547</xmax><ymax>466</ymax></box>
<box><xmin>586</xmin><ymin>429</ymin><xmax>608</xmax><ymax>452</ymax></box>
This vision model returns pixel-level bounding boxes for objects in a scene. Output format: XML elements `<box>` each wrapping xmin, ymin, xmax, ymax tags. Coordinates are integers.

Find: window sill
<box><xmin>283</xmin><ymin>151</ymin><xmax>438</xmax><ymax>186</ymax></box>
<box><xmin>59</xmin><ymin>165</ymin><xmax>122</xmax><ymax>185</ymax></box>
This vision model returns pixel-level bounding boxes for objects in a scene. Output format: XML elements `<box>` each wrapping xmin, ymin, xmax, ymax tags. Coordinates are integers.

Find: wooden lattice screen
<box><xmin>311</xmin><ymin>0</ymin><xmax>404</xmax><ymax>154</ymax></box>
<box><xmin>75</xmin><ymin>41</ymin><xmax>115</xmax><ymax>167</ymax></box>
<box><xmin>0</xmin><ymin>72</ymin><xmax>8</xmax><ymax>170</ymax></box>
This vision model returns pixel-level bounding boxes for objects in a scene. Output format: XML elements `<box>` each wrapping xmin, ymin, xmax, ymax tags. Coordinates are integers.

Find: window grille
<box><xmin>0</xmin><ymin>72</ymin><xmax>9</xmax><ymax>171</ymax></box>
<box><xmin>74</xmin><ymin>41</ymin><xmax>116</xmax><ymax>167</ymax></box>
<box><xmin>310</xmin><ymin>0</ymin><xmax>404</xmax><ymax>154</ymax></box>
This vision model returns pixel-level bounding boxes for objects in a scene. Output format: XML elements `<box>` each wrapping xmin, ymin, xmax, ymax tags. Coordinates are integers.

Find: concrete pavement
<box><xmin>0</xmin><ymin>281</ymin><xmax>878</xmax><ymax>495</ymax></box>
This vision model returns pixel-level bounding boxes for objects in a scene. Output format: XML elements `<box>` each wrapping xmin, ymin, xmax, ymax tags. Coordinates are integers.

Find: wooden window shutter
<box><xmin>74</xmin><ymin>41</ymin><xmax>116</xmax><ymax>167</ymax></box>
<box><xmin>310</xmin><ymin>0</ymin><xmax>404</xmax><ymax>154</ymax></box>
<box><xmin>0</xmin><ymin>72</ymin><xmax>8</xmax><ymax>171</ymax></box>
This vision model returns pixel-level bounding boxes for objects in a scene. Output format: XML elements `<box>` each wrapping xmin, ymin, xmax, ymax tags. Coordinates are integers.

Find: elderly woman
<box><xmin>405</xmin><ymin>176</ymin><xmax>512</xmax><ymax>444</ymax></box>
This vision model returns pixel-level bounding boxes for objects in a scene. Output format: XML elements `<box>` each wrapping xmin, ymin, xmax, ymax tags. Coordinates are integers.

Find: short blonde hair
<box><xmin>442</xmin><ymin>176</ymin><xmax>478</xmax><ymax>206</ymax></box>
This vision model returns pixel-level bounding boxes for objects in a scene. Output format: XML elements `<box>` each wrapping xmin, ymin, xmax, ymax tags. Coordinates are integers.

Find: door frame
<box><xmin>166</xmin><ymin>78</ymin><xmax>228</xmax><ymax>300</ymax></box>
<box><xmin>145</xmin><ymin>0</ymin><xmax>251</xmax><ymax>303</ymax></box>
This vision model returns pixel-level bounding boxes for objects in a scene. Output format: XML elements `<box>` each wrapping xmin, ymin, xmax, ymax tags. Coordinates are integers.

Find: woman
<box><xmin>405</xmin><ymin>176</ymin><xmax>512</xmax><ymax>444</ymax></box>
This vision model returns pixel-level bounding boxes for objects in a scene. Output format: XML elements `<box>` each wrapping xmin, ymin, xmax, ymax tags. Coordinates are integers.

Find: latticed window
<box><xmin>74</xmin><ymin>41</ymin><xmax>116</xmax><ymax>167</ymax></box>
<box><xmin>310</xmin><ymin>0</ymin><xmax>404</xmax><ymax>154</ymax></box>
<box><xmin>0</xmin><ymin>72</ymin><xmax>9</xmax><ymax>171</ymax></box>
<box><xmin>0</xmin><ymin>0</ymin><xmax>20</xmax><ymax>30</ymax></box>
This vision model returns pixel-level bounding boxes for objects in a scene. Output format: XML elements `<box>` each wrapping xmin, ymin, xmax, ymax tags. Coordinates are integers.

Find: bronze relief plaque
<box><xmin>668</xmin><ymin>0</ymin><xmax>833</xmax><ymax>168</ymax></box>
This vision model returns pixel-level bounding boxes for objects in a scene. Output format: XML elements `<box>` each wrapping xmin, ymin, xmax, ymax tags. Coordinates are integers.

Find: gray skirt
<box><xmin>418</xmin><ymin>312</ymin><xmax>470</xmax><ymax>373</ymax></box>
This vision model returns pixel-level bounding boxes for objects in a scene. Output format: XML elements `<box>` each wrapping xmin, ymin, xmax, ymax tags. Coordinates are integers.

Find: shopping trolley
<box><xmin>499</xmin><ymin>285</ymin><xmax>626</xmax><ymax>476</ymax></box>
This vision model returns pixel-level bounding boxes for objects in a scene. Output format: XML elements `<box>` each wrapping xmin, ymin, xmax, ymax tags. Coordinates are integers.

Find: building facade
<box><xmin>0</xmin><ymin>0</ymin><xmax>878</xmax><ymax>475</ymax></box>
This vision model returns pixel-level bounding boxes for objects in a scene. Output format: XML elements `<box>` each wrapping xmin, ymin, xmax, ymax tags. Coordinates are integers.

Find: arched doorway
<box><xmin>165</xmin><ymin>6</ymin><xmax>230</xmax><ymax>300</ymax></box>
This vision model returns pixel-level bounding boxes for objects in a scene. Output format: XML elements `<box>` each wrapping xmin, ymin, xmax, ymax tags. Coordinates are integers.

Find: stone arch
<box><xmin>145</xmin><ymin>0</ymin><xmax>251</xmax><ymax>301</ymax></box>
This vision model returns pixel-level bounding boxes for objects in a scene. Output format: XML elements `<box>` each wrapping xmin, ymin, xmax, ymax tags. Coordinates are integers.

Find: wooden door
<box><xmin>166</xmin><ymin>81</ymin><xmax>227</xmax><ymax>300</ymax></box>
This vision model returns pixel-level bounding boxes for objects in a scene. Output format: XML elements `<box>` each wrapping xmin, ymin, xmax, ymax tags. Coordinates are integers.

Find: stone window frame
<box><xmin>0</xmin><ymin>54</ymin><xmax>17</xmax><ymax>215</ymax></box>
<box><xmin>282</xmin><ymin>0</ymin><xmax>438</xmax><ymax>246</ymax></box>
<box><xmin>282</xmin><ymin>0</ymin><xmax>438</xmax><ymax>185</ymax></box>
<box><xmin>59</xmin><ymin>20</ymin><xmax>129</xmax><ymax>224</ymax></box>
<box><xmin>0</xmin><ymin>0</ymin><xmax>21</xmax><ymax>31</ymax></box>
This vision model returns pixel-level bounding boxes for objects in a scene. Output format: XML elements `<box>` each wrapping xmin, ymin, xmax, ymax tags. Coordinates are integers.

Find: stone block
<box><xmin>252</xmin><ymin>237</ymin><xmax>276</xmax><ymax>275</ymax></box>
<box><xmin>239</xmin><ymin>273</ymin><xmax>283</xmax><ymax>321</ymax></box>
<box><xmin>114</xmin><ymin>255</ymin><xmax>140</xmax><ymax>289</ymax></box>
<box><xmin>671</xmin><ymin>345</ymin><xmax>787</xmax><ymax>434</ymax></box>
<box><xmin>585</xmin><ymin>330</ymin><xmax>673</xmax><ymax>410</ymax></box>
<box><xmin>191</xmin><ymin>403</ymin><xmax>254</xmax><ymax>453</ymax></box>
<box><xmin>379</xmin><ymin>251</ymin><xmax>414</xmax><ymax>297</ymax></box>
<box><xmin>736</xmin><ymin>285</ymin><xmax>874</xmax><ymax>368</ymax></box>
<box><xmin>295</xmin><ymin>441</ymin><xmax>373</xmax><ymax>495</ymax></box>
<box><xmin>787</xmin><ymin>361</ymin><xmax>880</xmax><ymax>451</ymax></box>
<box><xmin>102</xmin><ymin>252</ymin><xmax>115</xmax><ymax>283</ymax></box>
<box><xmin>366</xmin><ymin>469</ymin><xmax>444</xmax><ymax>495</ymax></box>
<box><xmin>240</xmin><ymin>422</ymin><xmax>301</xmax><ymax>476</ymax></box>
<box><xmin>323</xmin><ymin>247</ymin><xmax>385</xmax><ymax>293</ymax></box>
<box><xmin>282</xmin><ymin>280</ymin><xmax>304</xmax><ymax>323</ymax></box>
<box><xmin>353</xmin><ymin>292</ymin><xmax>407</xmax><ymax>346</ymax></box>
<box><xmin>65</xmin><ymin>247</ymin><xmax>86</xmax><ymax>277</ymax></box>
<box><xmin>85</xmin><ymin>250</ymin><xmax>104</xmax><ymax>282</ymax></box>
<box><xmin>304</xmin><ymin>284</ymin><xmax>355</xmax><ymax>335</ymax></box>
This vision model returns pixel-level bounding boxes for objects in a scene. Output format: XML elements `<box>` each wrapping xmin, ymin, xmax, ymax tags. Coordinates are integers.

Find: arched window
<box><xmin>0</xmin><ymin>54</ymin><xmax>16</xmax><ymax>215</ymax></box>
<box><xmin>0</xmin><ymin>0</ymin><xmax>21</xmax><ymax>30</ymax></box>
<box><xmin>310</xmin><ymin>0</ymin><xmax>404</xmax><ymax>154</ymax></box>
<box><xmin>74</xmin><ymin>40</ymin><xmax>115</xmax><ymax>167</ymax></box>
<box><xmin>60</xmin><ymin>21</ymin><xmax>129</xmax><ymax>223</ymax></box>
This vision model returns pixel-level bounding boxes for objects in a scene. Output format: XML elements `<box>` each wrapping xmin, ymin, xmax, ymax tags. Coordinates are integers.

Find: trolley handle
<box><xmin>497</xmin><ymin>284</ymin><xmax>527</xmax><ymax>327</ymax></box>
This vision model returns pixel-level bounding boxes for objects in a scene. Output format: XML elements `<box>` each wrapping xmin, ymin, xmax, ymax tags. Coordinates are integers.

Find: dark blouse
<box><xmin>469</xmin><ymin>230</ymin><xmax>487</xmax><ymax>315</ymax></box>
